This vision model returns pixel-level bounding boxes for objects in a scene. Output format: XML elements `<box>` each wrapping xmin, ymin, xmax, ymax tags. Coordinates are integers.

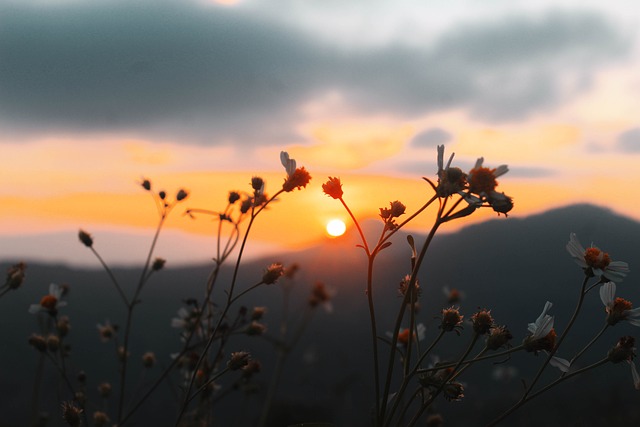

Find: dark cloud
<box><xmin>410</xmin><ymin>128</ymin><xmax>452</xmax><ymax>147</ymax></box>
<box><xmin>0</xmin><ymin>2</ymin><xmax>631</xmax><ymax>144</ymax></box>
<box><xmin>616</xmin><ymin>127</ymin><xmax>640</xmax><ymax>153</ymax></box>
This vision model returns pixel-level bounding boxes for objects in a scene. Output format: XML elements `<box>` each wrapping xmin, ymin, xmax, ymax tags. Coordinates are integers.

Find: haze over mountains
<box><xmin>2</xmin><ymin>203</ymin><xmax>640</xmax><ymax>426</ymax></box>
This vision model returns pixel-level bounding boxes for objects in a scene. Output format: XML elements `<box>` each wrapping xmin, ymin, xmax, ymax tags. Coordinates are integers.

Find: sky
<box><xmin>1</xmin><ymin>0</ymin><xmax>639</xmax><ymax>266</ymax></box>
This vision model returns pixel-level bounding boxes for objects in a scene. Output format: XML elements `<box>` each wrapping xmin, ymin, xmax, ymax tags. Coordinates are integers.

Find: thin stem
<box><xmin>90</xmin><ymin>247</ymin><xmax>129</xmax><ymax>307</ymax></box>
<box><xmin>416</xmin><ymin>345</ymin><xmax>525</xmax><ymax>374</ymax></box>
<box><xmin>566</xmin><ymin>323</ymin><xmax>609</xmax><ymax>372</ymax></box>
<box><xmin>485</xmin><ymin>358</ymin><xmax>608</xmax><ymax>427</ymax></box>
<box><xmin>407</xmin><ymin>333</ymin><xmax>480</xmax><ymax>427</ymax></box>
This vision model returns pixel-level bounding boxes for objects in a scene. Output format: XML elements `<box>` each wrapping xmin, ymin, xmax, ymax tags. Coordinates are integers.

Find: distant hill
<box><xmin>2</xmin><ymin>203</ymin><xmax>640</xmax><ymax>426</ymax></box>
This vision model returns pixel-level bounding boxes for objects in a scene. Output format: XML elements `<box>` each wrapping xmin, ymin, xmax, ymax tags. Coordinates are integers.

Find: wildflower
<box><xmin>523</xmin><ymin>301</ymin><xmax>555</xmax><ymax>352</ymax></box>
<box><xmin>78</xmin><ymin>229</ymin><xmax>93</xmax><ymax>247</ymax></box>
<box><xmin>152</xmin><ymin>257</ymin><xmax>166</xmax><ymax>271</ymax></box>
<box><xmin>228</xmin><ymin>191</ymin><xmax>241</xmax><ymax>204</ymax></box>
<box><xmin>284</xmin><ymin>263</ymin><xmax>300</xmax><ymax>279</ymax></box>
<box><xmin>140</xmin><ymin>178</ymin><xmax>152</xmax><ymax>191</ymax></box>
<box><xmin>440</xmin><ymin>307</ymin><xmax>464</xmax><ymax>334</ymax></box>
<box><xmin>98</xmin><ymin>382</ymin><xmax>112</xmax><ymax>398</ymax></box>
<box><xmin>142</xmin><ymin>352</ymin><xmax>156</xmax><ymax>368</ymax></box>
<box><xmin>251</xmin><ymin>306</ymin><xmax>267</xmax><ymax>321</ymax></box>
<box><xmin>61</xmin><ymin>401</ymin><xmax>83</xmax><ymax>427</ymax></box>
<box><xmin>488</xmin><ymin>191</ymin><xmax>514</xmax><ymax>216</ymax></box>
<box><xmin>262</xmin><ymin>263</ymin><xmax>284</xmax><ymax>285</ymax></box>
<box><xmin>93</xmin><ymin>411</ymin><xmax>109</xmax><ymax>427</ymax></box>
<box><xmin>176</xmin><ymin>188</ymin><xmax>189</xmax><ymax>201</ymax></box>
<box><xmin>242</xmin><ymin>360</ymin><xmax>262</xmax><ymax>378</ymax></box>
<box><xmin>28</xmin><ymin>283</ymin><xmax>67</xmax><ymax>315</ymax></box>
<box><xmin>379</xmin><ymin>201</ymin><xmax>406</xmax><ymax>220</ymax></box>
<box><xmin>471</xmin><ymin>309</ymin><xmax>494</xmax><ymax>335</ymax></box>
<box><xmin>245</xmin><ymin>321</ymin><xmax>267</xmax><ymax>336</ymax></box>
<box><xmin>5</xmin><ymin>261</ymin><xmax>26</xmax><ymax>290</ymax></box>
<box><xmin>228</xmin><ymin>351</ymin><xmax>251</xmax><ymax>371</ymax></box>
<box><xmin>97</xmin><ymin>320</ymin><xmax>116</xmax><ymax>342</ymax></box>
<box><xmin>566</xmin><ymin>233</ymin><xmax>629</xmax><ymax>282</ymax></box>
<box><xmin>322</xmin><ymin>177</ymin><xmax>343</xmax><ymax>199</ymax></box>
<box><xmin>443</xmin><ymin>286</ymin><xmax>463</xmax><ymax>305</ymax></box>
<box><xmin>442</xmin><ymin>381</ymin><xmax>465</xmax><ymax>401</ymax></box>
<box><xmin>57</xmin><ymin>316</ymin><xmax>71</xmax><ymax>337</ymax></box>
<box><xmin>46</xmin><ymin>335</ymin><xmax>60</xmax><ymax>352</ymax></box>
<box><xmin>282</xmin><ymin>167</ymin><xmax>312</xmax><ymax>192</ymax></box>
<box><xmin>426</xmin><ymin>414</ymin><xmax>445</xmax><ymax>427</ymax></box>
<box><xmin>600</xmin><ymin>282</ymin><xmax>640</xmax><ymax>326</ymax></box>
<box><xmin>171</xmin><ymin>306</ymin><xmax>202</xmax><ymax>334</ymax></box>
<box><xmin>486</xmin><ymin>325</ymin><xmax>513</xmax><ymax>351</ymax></box>
<box><xmin>251</xmin><ymin>176</ymin><xmax>264</xmax><ymax>192</ymax></box>
<box><xmin>435</xmin><ymin>145</ymin><xmax>467</xmax><ymax>197</ymax></box>
<box><xmin>392</xmin><ymin>323</ymin><xmax>426</xmax><ymax>347</ymax></box>
<box><xmin>467</xmin><ymin>157</ymin><xmax>508</xmax><ymax>196</ymax></box>
<box><xmin>607</xmin><ymin>336</ymin><xmax>640</xmax><ymax>390</ymax></box>
<box><xmin>523</xmin><ymin>301</ymin><xmax>569</xmax><ymax>372</ymax></box>
<box><xmin>280</xmin><ymin>151</ymin><xmax>297</xmax><ymax>176</ymax></box>
<box><xmin>28</xmin><ymin>334</ymin><xmax>47</xmax><ymax>352</ymax></box>
<box><xmin>308</xmin><ymin>281</ymin><xmax>333</xmax><ymax>312</ymax></box>
<box><xmin>398</xmin><ymin>275</ymin><xmax>420</xmax><ymax>302</ymax></box>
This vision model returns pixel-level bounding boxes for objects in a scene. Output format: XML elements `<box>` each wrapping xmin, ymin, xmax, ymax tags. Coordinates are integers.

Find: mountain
<box><xmin>2</xmin><ymin>203</ymin><xmax>639</xmax><ymax>426</ymax></box>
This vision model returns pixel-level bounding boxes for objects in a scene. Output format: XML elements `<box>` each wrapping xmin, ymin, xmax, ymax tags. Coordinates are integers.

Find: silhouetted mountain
<box><xmin>2</xmin><ymin>203</ymin><xmax>640</xmax><ymax>426</ymax></box>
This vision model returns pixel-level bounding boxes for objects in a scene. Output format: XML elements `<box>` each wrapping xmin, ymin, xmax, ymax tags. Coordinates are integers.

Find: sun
<box><xmin>326</xmin><ymin>219</ymin><xmax>347</xmax><ymax>237</ymax></box>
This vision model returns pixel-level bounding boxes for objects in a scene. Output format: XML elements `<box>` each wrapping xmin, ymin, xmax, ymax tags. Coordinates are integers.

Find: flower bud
<box><xmin>78</xmin><ymin>229</ymin><xmax>93</xmax><ymax>248</ymax></box>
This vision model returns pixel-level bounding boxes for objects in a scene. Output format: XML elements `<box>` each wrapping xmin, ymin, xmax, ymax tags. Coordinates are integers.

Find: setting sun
<box><xmin>326</xmin><ymin>219</ymin><xmax>347</xmax><ymax>237</ymax></box>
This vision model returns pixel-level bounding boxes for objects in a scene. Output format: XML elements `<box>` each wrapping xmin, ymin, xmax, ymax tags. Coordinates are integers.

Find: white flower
<box><xmin>549</xmin><ymin>355</ymin><xmax>571</xmax><ymax>373</ymax></box>
<box><xmin>28</xmin><ymin>283</ymin><xmax>67</xmax><ymax>314</ymax></box>
<box><xmin>527</xmin><ymin>301</ymin><xmax>554</xmax><ymax>340</ymax></box>
<box><xmin>599</xmin><ymin>282</ymin><xmax>640</xmax><ymax>327</ymax></box>
<box><xmin>386</xmin><ymin>323</ymin><xmax>426</xmax><ymax>347</ymax></box>
<box><xmin>566</xmin><ymin>233</ymin><xmax>629</xmax><ymax>282</ymax></box>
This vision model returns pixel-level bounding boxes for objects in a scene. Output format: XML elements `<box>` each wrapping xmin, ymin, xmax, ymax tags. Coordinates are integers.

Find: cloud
<box><xmin>0</xmin><ymin>2</ymin><xmax>631</xmax><ymax>145</ymax></box>
<box><xmin>410</xmin><ymin>128</ymin><xmax>453</xmax><ymax>147</ymax></box>
<box><xmin>616</xmin><ymin>127</ymin><xmax>640</xmax><ymax>153</ymax></box>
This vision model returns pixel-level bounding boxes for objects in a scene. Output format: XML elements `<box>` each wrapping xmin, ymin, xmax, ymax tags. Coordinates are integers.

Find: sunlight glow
<box><xmin>326</xmin><ymin>219</ymin><xmax>346</xmax><ymax>237</ymax></box>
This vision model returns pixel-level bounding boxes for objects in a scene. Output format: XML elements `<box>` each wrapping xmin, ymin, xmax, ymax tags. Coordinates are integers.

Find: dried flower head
<box><xmin>98</xmin><ymin>382</ymin><xmax>112</xmax><ymax>398</ymax></box>
<box><xmin>322</xmin><ymin>177</ymin><xmax>343</xmax><ymax>199</ymax></box>
<box><xmin>608</xmin><ymin>336</ymin><xmax>636</xmax><ymax>364</ymax></box>
<box><xmin>228</xmin><ymin>191</ymin><xmax>241</xmax><ymax>204</ymax></box>
<box><xmin>442</xmin><ymin>381</ymin><xmax>465</xmax><ymax>402</ymax></box>
<box><xmin>57</xmin><ymin>316</ymin><xmax>71</xmax><ymax>337</ymax></box>
<box><xmin>251</xmin><ymin>306</ymin><xmax>267</xmax><ymax>321</ymax></box>
<box><xmin>467</xmin><ymin>157</ymin><xmax>508</xmax><ymax>196</ymax></box>
<box><xmin>28</xmin><ymin>334</ymin><xmax>47</xmax><ymax>352</ymax></box>
<box><xmin>308</xmin><ymin>281</ymin><xmax>333</xmax><ymax>312</ymax></box>
<box><xmin>471</xmin><ymin>309</ymin><xmax>494</xmax><ymax>335</ymax></box>
<box><xmin>242</xmin><ymin>360</ymin><xmax>262</xmax><ymax>378</ymax></box>
<box><xmin>141</xmin><ymin>178</ymin><xmax>152</xmax><ymax>191</ymax></box>
<box><xmin>488</xmin><ymin>191</ymin><xmax>514</xmax><ymax>216</ymax></box>
<box><xmin>251</xmin><ymin>176</ymin><xmax>264</xmax><ymax>192</ymax></box>
<box><xmin>380</xmin><ymin>200</ymin><xmax>406</xmax><ymax>220</ymax></box>
<box><xmin>152</xmin><ymin>257</ymin><xmax>166</xmax><ymax>271</ymax></box>
<box><xmin>245</xmin><ymin>321</ymin><xmax>267</xmax><ymax>336</ymax></box>
<box><xmin>398</xmin><ymin>275</ymin><xmax>420</xmax><ymax>302</ymax></box>
<box><xmin>440</xmin><ymin>307</ymin><xmax>464</xmax><ymax>334</ymax></box>
<box><xmin>97</xmin><ymin>320</ymin><xmax>116</xmax><ymax>342</ymax></box>
<box><xmin>262</xmin><ymin>263</ymin><xmax>284</xmax><ymax>285</ymax></box>
<box><xmin>142</xmin><ymin>352</ymin><xmax>156</xmax><ymax>368</ymax></box>
<box><xmin>426</xmin><ymin>414</ymin><xmax>445</xmax><ymax>427</ymax></box>
<box><xmin>61</xmin><ymin>401</ymin><xmax>83</xmax><ymax>427</ymax></box>
<box><xmin>176</xmin><ymin>188</ymin><xmax>189</xmax><ymax>201</ymax></box>
<box><xmin>46</xmin><ymin>334</ymin><xmax>60</xmax><ymax>352</ymax></box>
<box><xmin>435</xmin><ymin>145</ymin><xmax>467</xmax><ymax>197</ymax></box>
<box><xmin>283</xmin><ymin>167</ymin><xmax>312</xmax><ymax>192</ymax></box>
<box><xmin>93</xmin><ymin>411</ymin><xmax>109</xmax><ymax>427</ymax></box>
<box><xmin>78</xmin><ymin>229</ymin><xmax>93</xmax><ymax>248</ymax></box>
<box><xmin>228</xmin><ymin>351</ymin><xmax>251</xmax><ymax>371</ymax></box>
<box><xmin>5</xmin><ymin>261</ymin><xmax>26</xmax><ymax>290</ymax></box>
<box><xmin>486</xmin><ymin>325</ymin><xmax>513</xmax><ymax>351</ymax></box>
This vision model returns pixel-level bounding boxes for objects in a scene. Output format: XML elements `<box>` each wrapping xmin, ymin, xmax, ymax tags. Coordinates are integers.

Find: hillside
<box><xmin>2</xmin><ymin>203</ymin><xmax>640</xmax><ymax>426</ymax></box>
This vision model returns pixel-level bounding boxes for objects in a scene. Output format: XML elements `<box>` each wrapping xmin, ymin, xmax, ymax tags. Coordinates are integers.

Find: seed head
<box><xmin>78</xmin><ymin>229</ymin><xmax>93</xmax><ymax>248</ymax></box>
<box><xmin>262</xmin><ymin>263</ymin><xmax>284</xmax><ymax>285</ymax></box>
<box><xmin>228</xmin><ymin>351</ymin><xmax>250</xmax><ymax>371</ymax></box>
<box><xmin>322</xmin><ymin>177</ymin><xmax>343</xmax><ymax>199</ymax></box>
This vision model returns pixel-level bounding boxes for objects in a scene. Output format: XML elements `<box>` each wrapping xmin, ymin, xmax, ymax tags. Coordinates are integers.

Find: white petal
<box><xmin>535</xmin><ymin>301</ymin><xmax>553</xmax><ymax>326</ymax></box>
<box><xmin>599</xmin><ymin>282</ymin><xmax>616</xmax><ymax>307</ymax></box>
<box><xmin>566</xmin><ymin>233</ymin><xmax>586</xmax><ymax>262</ymax></box>
<box><xmin>626</xmin><ymin>318</ymin><xmax>640</xmax><ymax>327</ymax></box>
<box><xmin>494</xmin><ymin>165</ymin><xmax>509</xmax><ymax>177</ymax></box>
<box><xmin>473</xmin><ymin>157</ymin><xmax>484</xmax><ymax>169</ymax></box>
<box><xmin>416</xmin><ymin>323</ymin><xmax>426</xmax><ymax>341</ymax></box>
<box><xmin>437</xmin><ymin>145</ymin><xmax>444</xmax><ymax>171</ymax></box>
<box><xmin>28</xmin><ymin>304</ymin><xmax>42</xmax><ymax>314</ymax></box>
<box><xmin>535</xmin><ymin>315</ymin><xmax>554</xmax><ymax>340</ymax></box>
<box><xmin>549</xmin><ymin>355</ymin><xmax>571</xmax><ymax>373</ymax></box>
<box><xmin>49</xmin><ymin>283</ymin><xmax>62</xmax><ymax>298</ymax></box>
